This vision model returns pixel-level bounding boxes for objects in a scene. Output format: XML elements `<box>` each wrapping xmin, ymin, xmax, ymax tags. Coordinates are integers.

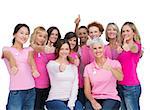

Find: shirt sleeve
<box><xmin>67</xmin><ymin>65</ymin><xmax>78</xmax><ymax>109</ymax></box>
<box><xmin>111</xmin><ymin>60</ymin><xmax>122</xmax><ymax>69</ymax></box>
<box><xmin>2</xmin><ymin>47</ymin><xmax>10</xmax><ymax>59</ymax></box>
<box><xmin>28</xmin><ymin>47</ymin><xmax>34</xmax><ymax>52</ymax></box>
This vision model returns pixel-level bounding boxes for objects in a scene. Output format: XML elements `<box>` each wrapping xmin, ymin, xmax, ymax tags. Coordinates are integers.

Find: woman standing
<box><xmin>2</xmin><ymin>24</ymin><xmax>36</xmax><ymax>110</ymax></box>
<box><xmin>117</xmin><ymin>22</ymin><xmax>142</xmax><ymax>110</ymax></box>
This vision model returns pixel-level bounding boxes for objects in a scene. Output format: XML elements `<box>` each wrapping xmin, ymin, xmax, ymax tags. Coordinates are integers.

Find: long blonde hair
<box><xmin>30</xmin><ymin>26</ymin><xmax>48</xmax><ymax>45</ymax></box>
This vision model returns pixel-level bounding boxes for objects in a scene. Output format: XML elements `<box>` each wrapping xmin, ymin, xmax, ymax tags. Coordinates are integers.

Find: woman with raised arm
<box><xmin>117</xmin><ymin>22</ymin><xmax>142</xmax><ymax>110</ymax></box>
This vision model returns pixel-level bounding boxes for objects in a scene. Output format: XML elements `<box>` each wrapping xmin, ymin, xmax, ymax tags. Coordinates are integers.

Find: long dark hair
<box><xmin>12</xmin><ymin>23</ymin><xmax>30</xmax><ymax>44</ymax></box>
<box><xmin>46</xmin><ymin>26</ymin><xmax>61</xmax><ymax>47</ymax></box>
<box><xmin>64</xmin><ymin>32</ymin><xmax>78</xmax><ymax>52</ymax></box>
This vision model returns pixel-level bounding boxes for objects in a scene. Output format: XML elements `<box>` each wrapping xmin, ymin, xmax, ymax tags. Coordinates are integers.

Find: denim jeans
<box><xmin>34</xmin><ymin>87</ymin><xmax>50</xmax><ymax>110</ymax></box>
<box><xmin>46</xmin><ymin>100</ymin><xmax>83</xmax><ymax>110</ymax></box>
<box><xmin>6</xmin><ymin>88</ymin><xmax>36</xmax><ymax>110</ymax></box>
<box><xmin>85</xmin><ymin>99</ymin><xmax>120</xmax><ymax>110</ymax></box>
<box><xmin>78</xmin><ymin>88</ymin><xmax>87</xmax><ymax>106</ymax></box>
<box><xmin>117</xmin><ymin>84</ymin><xmax>141</xmax><ymax>110</ymax></box>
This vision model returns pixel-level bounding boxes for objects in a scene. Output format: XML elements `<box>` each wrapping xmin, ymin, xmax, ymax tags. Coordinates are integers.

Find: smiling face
<box><xmin>48</xmin><ymin>29</ymin><xmax>59</xmax><ymax>43</ymax></box>
<box><xmin>78</xmin><ymin>28</ymin><xmax>88</xmax><ymax>44</ymax></box>
<box><xmin>68</xmin><ymin>37</ymin><xmax>77</xmax><ymax>50</ymax></box>
<box><xmin>88</xmin><ymin>26</ymin><xmax>102</xmax><ymax>39</ymax></box>
<box><xmin>121</xmin><ymin>25</ymin><xmax>135</xmax><ymax>41</ymax></box>
<box><xmin>107</xmin><ymin>24</ymin><xmax>118</xmax><ymax>40</ymax></box>
<box><xmin>59</xmin><ymin>43</ymin><xmax>70</xmax><ymax>59</ymax></box>
<box><xmin>92</xmin><ymin>43</ymin><xmax>104</xmax><ymax>58</ymax></box>
<box><xmin>35</xmin><ymin>31</ymin><xmax>47</xmax><ymax>46</ymax></box>
<box><xmin>14</xmin><ymin>26</ymin><xmax>29</xmax><ymax>45</ymax></box>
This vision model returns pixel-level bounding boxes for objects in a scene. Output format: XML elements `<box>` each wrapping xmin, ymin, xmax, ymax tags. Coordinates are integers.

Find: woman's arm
<box><xmin>67</xmin><ymin>66</ymin><xmax>78</xmax><ymax>110</ymax></box>
<box><xmin>2</xmin><ymin>50</ymin><xmax>18</xmax><ymax>75</ymax></box>
<box><xmin>84</xmin><ymin>77</ymin><xmax>102</xmax><ymax>110</ymax></box>
<box><xmin>30</xmin><ymin>42</ymin><xmax>45</xmax><ymax>52</ymax></box>
<box><xmin>129</xmin><ymin>42</ymin><xmax>139</xmax><ymax>53</ymax></box>
<box><xmin>74</xmin><ymin>15</ymin><xmax>80</xmax><ymax>33</ymax></box>
<box><xmin>103</xmin><ymin>61</ymin><xmax>123</xmax><ymax>81</ymax></box>
<box><xmin>28</xmin><ymin>51</ymin><xmax>40</xmax><ymax>78</ymax></box>
<box><xmin>110</xmin><ymin>68</ymin><xmax>123</xmax><ymax>81</ymax></box>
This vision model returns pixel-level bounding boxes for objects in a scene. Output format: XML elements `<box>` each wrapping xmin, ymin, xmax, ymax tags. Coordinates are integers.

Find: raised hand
<box><xmin>103</xmin><ymin>61</ymin><xmax>111</xmax><ymax>71</ymax></box>
<box><xmin>74</xmin><ymin>15</ymin><xmax>80</xmax><ymax>25</ymax></box>
<box><xmin>45</xmin><ymin>41</ymin><xmax>55</xmax><ymax>53</ymax></box>
<box><xmin>59</xmin><ymin>63</ymin><xmax>67</xmax><ymax>72</ymax></box>
<box><xmin>116</xmin><ymin>42</ymin><xmax>123</xmax><ymax>54</ymax></box>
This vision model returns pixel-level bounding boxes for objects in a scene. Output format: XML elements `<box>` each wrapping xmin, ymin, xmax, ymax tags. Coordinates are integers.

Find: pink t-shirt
<box><xmin>2</xmin><ymin>47</ymin><xmax>35</xmax><ymax>90</ymax></box>
<box><xmin>104</xmin><ymin>44</ymin><xmax>119</xmax><ymax>60</ymax></box>
<box><xmin>78</xmin><ymin>45</ymin><xmax>94</xmax><ymax>88</ymax></box>
<box><xmin>117</xmin><ymin>43</ymin><xmax>141</xmax><ymax>86</ymax></box>
<box><xmin>84</xmin><ymin>58</ymin><xmax>121</xmax><ymax>101</ymax></box>
<box><xmin>33</xmin><ymin>52</ymin><xmax>56</xmax><ymax>88</ymax></box>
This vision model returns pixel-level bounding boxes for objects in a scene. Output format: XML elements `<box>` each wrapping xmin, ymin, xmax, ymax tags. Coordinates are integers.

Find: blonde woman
<box><xmin>104</xmin><ymin>23</ymin><xmax>122</xmax><ymax>60</ymax></box>
<box><xmin>117</xmin><ymin>22</ymin><xmax>142</xmax><ymax>110</ymax></box>
<box><xmin>30</xmin><ymin>26</ymin><xmax>56</xmax><ymax>110</ymax></box>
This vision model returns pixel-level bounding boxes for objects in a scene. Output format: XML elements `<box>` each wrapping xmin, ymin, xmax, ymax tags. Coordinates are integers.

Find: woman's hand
<box><xmin>59</xmin><ymin>63</ymin><xmax>67</xmax><ymax>72</ymax></box>
<box><xmin>45</xmin><ymin>41</ymin><xmax>55</xmax><ymax>53</ymax></box>
<box><xmin>10</xmin><ymin>66</ymin><xmax>18</xmax><ymax>75</ymax></box>
<box><xmin>74</xmin><ymin>15</ymin><xmax>80</xmax><ymax>26</ymax></box>
<box><xmin>32</xmin><ymin>70</ymin><xmax>40</xmax><ymax>78</ymax></box>
<box><xmin>91</xmin><ymin>100</ymin><xmax>102</xmax><ymax>110</ymax></box>
<box><xmin>73</xmin><ymin>57</ymin><xmax>80</xmax><ymax>66</ymax></box>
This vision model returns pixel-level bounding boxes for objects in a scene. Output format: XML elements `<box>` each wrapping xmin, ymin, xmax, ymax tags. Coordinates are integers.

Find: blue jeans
<box><xmin>6</xmin><ymin>88</ymin><xmax>36</xmax><ymax>110</ymax></box>
<box><xmin>46</xmin><ymin>100</ymin><xmax>83</xmax><ymax>110</ymax></box>
<box><xmin>85</xmin><ymin>99</ymin><xmax>120</xmax><ymax>110</ymax></box>
<box><xmin>117</xmin><ymin>84</ymin><xmax>141</xmax><ymax>110</ymax></box>
<box><xmin>78</xmin><ymin>88</ymin><xmax>87</xmax><ymax>106</ymax></box>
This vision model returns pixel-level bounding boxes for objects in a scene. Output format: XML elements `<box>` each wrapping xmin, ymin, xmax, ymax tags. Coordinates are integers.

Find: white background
<box><xmin>0</xmin><ymin>0</ymin><xmax>149</xmax><ymax>109</ymax></box>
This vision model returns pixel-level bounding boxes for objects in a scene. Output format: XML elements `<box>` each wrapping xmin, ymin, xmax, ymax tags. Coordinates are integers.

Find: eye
<box><xmin>98</xmin><ymin>47</ymin><xmax>102</xmax><ymax>49</ymax></box>
<box><xmin>122</xmin><ymin>30</ymin><xmax>125</xmax><ymax>33</ymax></box>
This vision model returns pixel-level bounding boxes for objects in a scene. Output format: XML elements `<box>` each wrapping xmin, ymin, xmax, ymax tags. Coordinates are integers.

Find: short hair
<box><xmin>87</xmin><ymin>21</ymin><xmax>104</xmax><ymax>34</ymax></box>
<box><xmin>78</xmin><ymin>26</ymin><xmax>89</xmax><ymax>33</ymax></box>
<box><xmin>30</xmin><ymin>26</ymin><xmax>48</xmax><ymax>45</ymax></box>
<box><xmin>89</xmin><ymin>37</ymin><xmax>104</xmax><ymax>48</ymax></box>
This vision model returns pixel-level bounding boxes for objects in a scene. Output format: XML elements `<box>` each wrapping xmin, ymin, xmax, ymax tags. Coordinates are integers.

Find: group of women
<box><xmin>2</xmin><ymin>15</ymin><xmax>142</xmax><ymax>110</ymax></box>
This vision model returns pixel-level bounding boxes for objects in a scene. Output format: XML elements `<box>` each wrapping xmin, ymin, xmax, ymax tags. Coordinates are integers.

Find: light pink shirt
<box><xmin>84</xmin><ymin>58</ymin><xmax>121</xmax><ymax>101</ymax></box>
<box><xmin>46</xmin><ymin>60</ymin><xmax>78</xmax><ymax>108</ymax></box>
<box><xmin>2</xmin><ymin>47</ymin><xmax>35</xmax><ymax>90</ymax></box>
<box><xmin>33</xmin><ymin>52</ymin><xmax>56</xmax><ymax>88</ymax></box>
<box><xmin>117</xmin><ymin>43</ymin><xmax>141</xmax><ymax>86</ymax></box>
<box><xmin>104</xmin><ymin>44</ymin><xmax>119</xmax><ymax>60</ymax></box>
